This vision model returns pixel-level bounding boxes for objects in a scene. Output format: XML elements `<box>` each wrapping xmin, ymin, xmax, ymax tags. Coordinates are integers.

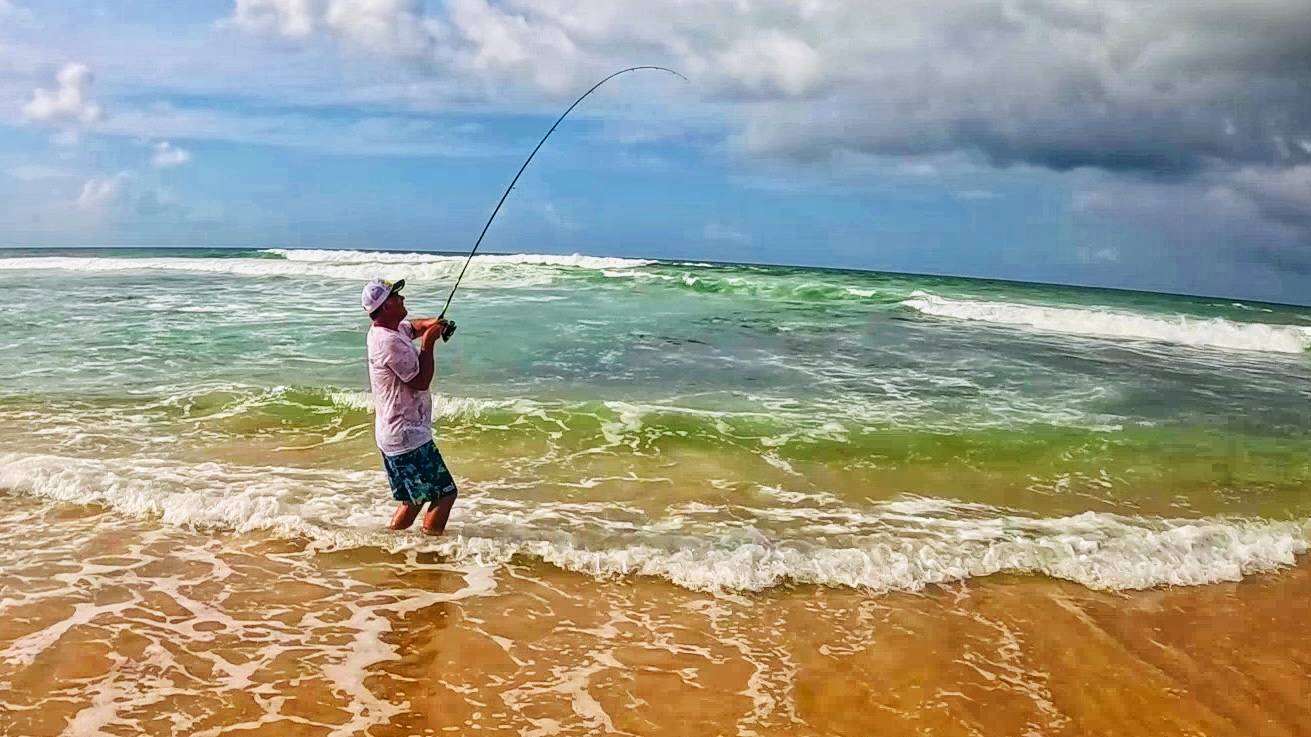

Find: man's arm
<box><xmin>403</xmin><ymin>325</ymin><xmax>440</xmax><ymax>391</ymax></box>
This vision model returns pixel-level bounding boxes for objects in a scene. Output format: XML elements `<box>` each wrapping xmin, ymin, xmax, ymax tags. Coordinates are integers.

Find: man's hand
<box><xmin>420</xmin><ymin>321</ymin><xmax>445</xmax><ymax>352</ymax></box>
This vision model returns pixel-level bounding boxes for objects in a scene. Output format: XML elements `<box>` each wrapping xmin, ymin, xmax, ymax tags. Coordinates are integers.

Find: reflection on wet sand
<box><xmin>1</xmin><ymin>495</ymin><xmax>1307</xmax><ymax>737</ymax></box>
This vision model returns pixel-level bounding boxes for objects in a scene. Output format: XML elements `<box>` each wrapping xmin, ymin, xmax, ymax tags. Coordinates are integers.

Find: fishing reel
<box><xmin>441</xmin><ymin>319</ymin><xmax>457</xmax><ymax>342</ymax></box>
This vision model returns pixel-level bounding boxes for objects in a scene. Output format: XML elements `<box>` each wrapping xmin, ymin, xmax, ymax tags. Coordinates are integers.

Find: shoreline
<box><xmin>1</xmin><ymin>494</ymin><xmax>1308</xmax><ymax>736</ymax></box>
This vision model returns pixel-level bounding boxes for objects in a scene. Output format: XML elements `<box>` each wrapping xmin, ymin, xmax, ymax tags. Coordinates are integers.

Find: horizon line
<box><xmin>1</xmin><ymin>243</ymin><xmax>1308</xmax><ymax>310</ymax></box>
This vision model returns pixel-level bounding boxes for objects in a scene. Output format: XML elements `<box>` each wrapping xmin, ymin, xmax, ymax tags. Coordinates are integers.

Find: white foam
<box><xmin>0</xmin><ymin>255</ymin><xmax>464</xmax><ymax>282</ymax></box>
<box><xmin>327</xmin><ymin>390</ymin><xmax>528</xmax><ymax>419</ymax></box>
<box><xmin>264</xmin><ymin>248</ymin><xmax>654</xmax><ymax>269</ymax></box>
<box><xmin>902</xmin><ymin>290</ymin><xmax>1311</xmax><ymax>354</ymax></box>
<box><xmin>0</xmin><ymin>251</ymin><xmax>651</xmax><ymax>286</ymax></box>
<box><xmin>1</xmin><ymin>452</ymin><xmax>1305</xmax><ymax>595</ymax></box>
<box><xmin>0</xmin><ymin>497</ymin><xmax>498</xmax><ymax>737</ymax></box>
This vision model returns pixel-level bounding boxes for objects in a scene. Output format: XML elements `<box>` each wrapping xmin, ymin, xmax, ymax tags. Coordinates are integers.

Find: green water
<box><xmin>0</xmin><ymin>247</ymin><xmax>1308</xmax><ymax>591</ymax></box>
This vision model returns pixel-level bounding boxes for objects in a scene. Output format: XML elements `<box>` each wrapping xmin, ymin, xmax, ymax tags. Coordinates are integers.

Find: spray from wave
<box><xmin>902</xmin><ymin>291</ymin><xmax>1311</xmax><ymax>354</ymax></box>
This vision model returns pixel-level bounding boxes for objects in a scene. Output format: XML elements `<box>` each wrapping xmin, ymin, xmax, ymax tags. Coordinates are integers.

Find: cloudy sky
<box><xmin>0</xmin><ymin>1</ymin><xmax>1308</xmax><ymax>302</ymax></box>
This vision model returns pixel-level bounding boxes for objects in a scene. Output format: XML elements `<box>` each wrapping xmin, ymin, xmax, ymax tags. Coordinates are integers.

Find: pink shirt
<box><xmin>366</xmin><ymin>321</ymin><xmax>433</xmax><ymax>456</ymax></box>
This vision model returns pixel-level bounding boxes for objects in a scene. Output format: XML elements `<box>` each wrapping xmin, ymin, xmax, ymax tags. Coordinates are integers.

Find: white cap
<box><xmin>361</xmin><ymin>278</ymin><xmax>405</xmax><ymax>313</ymax></box>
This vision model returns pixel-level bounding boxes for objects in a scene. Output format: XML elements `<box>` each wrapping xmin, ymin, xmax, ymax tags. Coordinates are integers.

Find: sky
<box><xmin>0</xmin><ymin>1</ymin><xmax>1308</xmax><ymax>303</ymax></box>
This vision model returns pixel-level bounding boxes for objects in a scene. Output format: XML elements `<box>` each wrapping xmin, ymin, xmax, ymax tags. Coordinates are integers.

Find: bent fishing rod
<box><xmin>434</xmin><ymin>65</ymin><xmax>686</xmax><ymax>341</ymax></box>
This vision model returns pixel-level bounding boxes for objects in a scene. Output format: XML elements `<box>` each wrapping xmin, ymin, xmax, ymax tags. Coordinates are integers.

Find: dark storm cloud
<box><xmin>732</xmin><ymin>0</ymin><xmax>1311</xmax><ymax>178</ymax></box>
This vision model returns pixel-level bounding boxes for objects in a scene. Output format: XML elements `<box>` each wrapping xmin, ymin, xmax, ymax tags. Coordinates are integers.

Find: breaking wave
<box><xmin>262</xmin><ymin>248</ymin><xmax>654</xmax><ymax>269</ymax></box>
<box><xmin>902</xmin><ymin>291</ymin><xmax>1311</xmax><ymax>354</ymax></box>
<box><xmin>592</xmin><ymin>268</ymin><xmax>901</xmax><ymax>304</ymax></box>
<box><xmin>0</xmin><ymin>452</ymin><xmax>1304</xmax><ymax>594</ymax></box>
<box><xmin>0</xmin><ymin>250</ymin><xmax>654</xmax><ymax>287</ymax></box>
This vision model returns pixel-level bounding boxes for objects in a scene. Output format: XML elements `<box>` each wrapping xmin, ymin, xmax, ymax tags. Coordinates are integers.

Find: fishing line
<box><xmin>435</xmin><ymin>65</ymin><xmax>687</xmax><ymax>340</ymax></box>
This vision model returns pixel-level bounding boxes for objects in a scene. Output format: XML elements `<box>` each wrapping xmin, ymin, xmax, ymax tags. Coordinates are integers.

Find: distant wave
<box><xmin>263</xmin><ymin>248</ymin><xmax>655</xmax><ymax>269</ymax></box>
<box><xmin>595</xmin><ymin>269</ymin><xmax>900</xmax><ymax>303</ymax></box>
<box><xmin>902</xmin><ymin>290</ymin><xmax>1311</xmax><ymax>354</ymax></box>
<box><xmin>0</xmin><ymin>452</ymin><xmax>1304</xmax><ymax>593</ymax></box>
<box><xmin>0</xmin><ymin>251</ymin><xmax>653</xmax><ymax>285</ymax></box>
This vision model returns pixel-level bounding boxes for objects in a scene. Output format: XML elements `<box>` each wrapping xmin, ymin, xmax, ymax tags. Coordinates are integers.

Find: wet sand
<box><xmin>1</xmin><ymin>494</ymin><xmax>1308</xmax><ymax>737</ymax></box>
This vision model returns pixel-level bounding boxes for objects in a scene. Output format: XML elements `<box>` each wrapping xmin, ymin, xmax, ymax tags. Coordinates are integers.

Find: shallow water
<box><xmin>1</xmin><ymin>495</ymin><xmax>1307</xmax><ymax>737</ymax></box>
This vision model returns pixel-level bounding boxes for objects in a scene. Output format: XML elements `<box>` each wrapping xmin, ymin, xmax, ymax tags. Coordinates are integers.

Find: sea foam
<box><xmin>0</xmin><ymin>251</ymin><xmax>651</xmax><ymax>286</ymax></box>
<box><xmin>326</xmin><ymin>390</ymin><xmax>525</xmax><ymax>418</ymax></box>
<box><xmin>902</xmin><ymin>291</ymin><xmax>1311</xmax><ymax>354</ymax></box>
<box><xmin>1</xmin><ymin>452</ymin><xmax>1304</xmax><ymax>594</ymax></box>
<box><xmin>263</xmin><ymin>248</ymin><xmax>655</xmax><ymax>269</ymax></box>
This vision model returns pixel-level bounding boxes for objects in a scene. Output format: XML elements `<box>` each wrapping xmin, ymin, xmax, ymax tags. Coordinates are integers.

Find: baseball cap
<box><xmin>361</xmin><ymin>278</ymin><xmax>405</xmax><ymax>313</ymax></box>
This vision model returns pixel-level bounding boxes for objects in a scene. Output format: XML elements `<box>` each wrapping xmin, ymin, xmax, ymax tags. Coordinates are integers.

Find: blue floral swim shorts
<box><xmin>382</xmin><ymin>441</ymin><xmax>458</xmax><ymax>504</ymax></box>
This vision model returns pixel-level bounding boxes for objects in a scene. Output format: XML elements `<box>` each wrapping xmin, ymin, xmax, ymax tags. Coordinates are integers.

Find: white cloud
<box><xmin>212</xmin><ymin>0</ymin><xmax>1307</xmax><ymax>177</ymax></box>
<box><xmin>70</xmin><ymin>170</ymin><xmax>194</xmax><ymax>224</ymax></box>
<box><xmin>234</xmin><ymin>0</ymin><xmax>432</xmax><ymax>56</ymax></box>
<box><xmin>703</xmin><ymin>222</ymin><xmax>749</xmax><ymax>244</ymax></box>
<box><xmin>715</xmin><ymin>30</ymin><xmax>822</xmax><ymax>98</ymax></box>
<box><xmin>326</xmin><ymin>0</ymin><xmax>432</xmax><ymax>56</ymax></box>
<box><xmin>151</xmin><ymin>140</ymin><xmax>192</xmax><ymax>168</ymax></box>
<box><xmin>250</xmin><ymin>0</ymin><xmax>1306</xmax><ymax>177</ymax></box>
<box><xmin>22</xmin><ymin>62</ymin><xmax>104</xmax><ymax>125</ymax></box>
<box><xmin>232</xmin><ymin>0</ymin><xmax>318</xmax><ymax>38</ymax></box>
<box><xmin>444</xmin><ymin>0</ymin><xmax>583</xmax><ymax>94</ymax></box>
<box><xmin>77</xmin><ymin>173</ymin><xmax>127</xmax><ymax>210</ymax></box>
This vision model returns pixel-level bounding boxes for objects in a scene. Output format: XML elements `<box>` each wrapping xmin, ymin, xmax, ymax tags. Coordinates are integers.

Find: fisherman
<box><xmin>361</xmin><ymin>278</ymin><xmax>459</xmax><ymax>535</ymax></box>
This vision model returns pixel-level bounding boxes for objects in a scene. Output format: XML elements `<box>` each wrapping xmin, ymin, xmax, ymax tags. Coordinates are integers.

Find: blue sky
<box><xmin>1</xmin><ymin>0</ymin><xmax>1309</xmax><ymax>303</ymax></box>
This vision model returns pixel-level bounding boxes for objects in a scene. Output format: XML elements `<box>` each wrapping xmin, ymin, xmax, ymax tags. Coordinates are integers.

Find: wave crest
<box><xmin>1</xmin><ymin>452</ymin><xmax>1304</xmax><ymax>594</ymax></box>
<box><xmin>263</xmin><ymin>248</ymin><xmax>654</xmax><ymax>269</ymax></box>
<box><xmin>902</xmin><ymin>291</ymin><xmax>1311</xmax><ymax>354</ymax></box>
<box><xmin>0</xmin><ymin>251</ymin><xmax>653</xmax><ymax>287</ymax></box>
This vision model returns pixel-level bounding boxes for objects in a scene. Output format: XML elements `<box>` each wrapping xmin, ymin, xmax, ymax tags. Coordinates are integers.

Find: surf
<box><xmin>0</xmin><ymin>251</ymin><xmax>653</xmax><ymax>290</ymax></box>
<box><xmin>1</xmin><ymin>451</ymin><xmax>1305</xmax><ymax>594</ymax></box>
<box><xmin>901</xmin><ymin>290</ymin><xmax>1311</xmax><ymax>354</ymax></box>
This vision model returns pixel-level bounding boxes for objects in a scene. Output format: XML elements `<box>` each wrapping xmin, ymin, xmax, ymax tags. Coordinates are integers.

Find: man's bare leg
<box><xmin>390</xmin><ymin>502</ymin><xmax>422</xmax><ymax>530</ymax></box>
<box><xmin>421</xmin><ymin>493</ymin><xmax>458</xmax><ymax>535</ymax></box>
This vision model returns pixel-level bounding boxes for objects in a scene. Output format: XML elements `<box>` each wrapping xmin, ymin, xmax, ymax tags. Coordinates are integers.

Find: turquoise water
<box><xmin>0</xmin><ymin>247</ymin><xmax>1308</xmax><ymax>592</ymax></box>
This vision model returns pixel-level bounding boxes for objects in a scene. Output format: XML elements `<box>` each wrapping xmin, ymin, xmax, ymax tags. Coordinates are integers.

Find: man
<box><xmin>361</xmin><ymin>278</ymin><xmax>458</xmax><ymax>535</ymax></box>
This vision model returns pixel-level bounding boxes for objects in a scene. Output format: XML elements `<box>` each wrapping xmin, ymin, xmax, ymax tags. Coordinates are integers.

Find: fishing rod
<box><xmin>435</xmin><ymin>65</ymin><xmax>687</xmax><ymax>341</ymax></box>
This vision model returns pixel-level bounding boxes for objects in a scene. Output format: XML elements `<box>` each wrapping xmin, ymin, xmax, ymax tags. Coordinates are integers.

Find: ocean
<box><xmin>1</xmin><ymin>246</ymin><xmax>1308</xmax><ymax>736</ymax></box>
